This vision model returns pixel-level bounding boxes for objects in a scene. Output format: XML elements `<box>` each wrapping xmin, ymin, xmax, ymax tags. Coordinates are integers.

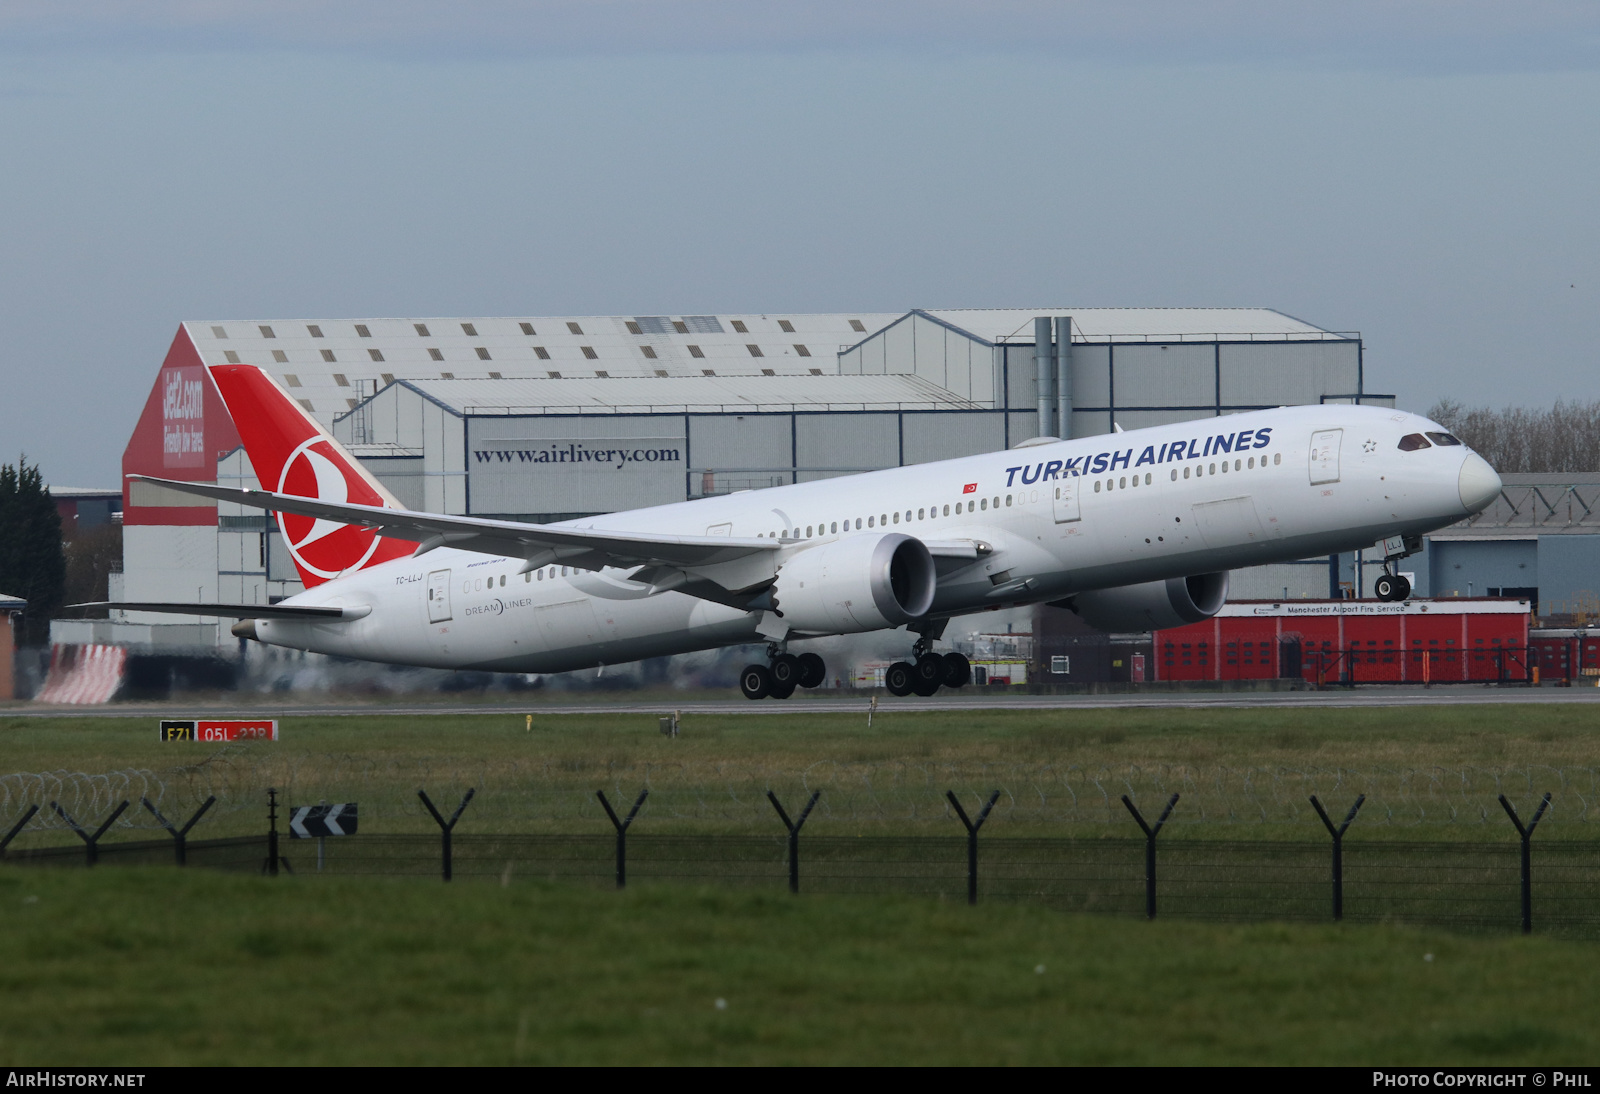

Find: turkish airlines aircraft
<box><xmin>94</xmin><ymin>364</ymin><xmax>1502</xmax><ymax>699</ymax></box>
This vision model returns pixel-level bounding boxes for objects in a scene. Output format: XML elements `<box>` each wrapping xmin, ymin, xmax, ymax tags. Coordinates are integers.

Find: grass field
<box><xmin>3</xmin><ymin>703</ymin><xmax>1599</xmax><ymax>842</ymax></box>
<box><xmin>1</xmin><ymin>866</ymin><xmax>1596</xmax><ymax>1066</ymax></box>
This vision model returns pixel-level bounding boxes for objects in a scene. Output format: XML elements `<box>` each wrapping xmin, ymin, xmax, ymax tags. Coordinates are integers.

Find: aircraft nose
<box><xmin>1458</xmin><ymin>452</ymin><xmax>1502</xmax><ymax>513</ymax></box>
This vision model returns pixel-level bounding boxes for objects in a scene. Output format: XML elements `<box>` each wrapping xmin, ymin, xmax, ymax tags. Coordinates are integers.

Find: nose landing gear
<box><xmin>1373</xmin><ymin>570</ymin><xmax>1412</xmax><ymax>602</ymax></box>
<box><xmin>739</xmin><ymin>647</ymin><xmax>830</xmax><ymax>700</ymax></box>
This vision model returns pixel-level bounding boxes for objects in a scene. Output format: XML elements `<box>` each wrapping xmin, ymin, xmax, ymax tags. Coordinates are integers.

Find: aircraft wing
<box><xmin>67</xmin><ymin>601</ymin><xmax>365</xmax><ymax>620</ymax></box>
<box><xmin>128</xmin><ymin>475</ymin><xmax>780</xmax><ymax>573</ymax></box>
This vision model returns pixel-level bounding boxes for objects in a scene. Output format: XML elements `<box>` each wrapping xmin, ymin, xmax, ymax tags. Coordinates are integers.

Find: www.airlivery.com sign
<box><xmin>472</xmin><ymin>441</ymin><xmax>683</xmax><ymax>469</ymax></box>
<box><xmin>467</xmin><ymin>432</ymin><xmax>687</xmax><ymax>513</ymax></box>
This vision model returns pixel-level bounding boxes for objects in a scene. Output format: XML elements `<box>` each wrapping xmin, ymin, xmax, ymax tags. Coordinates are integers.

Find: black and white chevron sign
<box><xmin>289</xmin><ymin>802</ymin><xmax>358</xmax><ymax>839</ymax></box>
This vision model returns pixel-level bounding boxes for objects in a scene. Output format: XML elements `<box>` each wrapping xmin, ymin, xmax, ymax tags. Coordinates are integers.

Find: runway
<box><xmin>9</xmin><ymin>685</ymin><xmax>1600</xmax><ymax>718</ymax></box>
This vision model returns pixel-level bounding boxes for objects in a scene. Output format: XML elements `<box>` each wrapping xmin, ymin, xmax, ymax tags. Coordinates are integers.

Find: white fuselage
<box><xmin>252</xmin><ymin>405</ymin><xmax>1491</xmax><ymax>672</ymax></box>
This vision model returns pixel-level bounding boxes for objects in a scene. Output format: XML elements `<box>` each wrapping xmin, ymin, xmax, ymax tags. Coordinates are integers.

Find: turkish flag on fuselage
<box><xmin>206</xmin><ymin>365</ymin><xmax>416</xmax><ymax>587</ymax></box>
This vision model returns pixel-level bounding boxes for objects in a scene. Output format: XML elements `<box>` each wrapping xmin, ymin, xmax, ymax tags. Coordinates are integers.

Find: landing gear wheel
<box><xmin>770</xmin><ymin>653</ymin><xmax>802</xmax><ymax>690</ymax></box>
<box><xmin>940</xmin><ymin>651</ymin><xmax>971</xmax><ymax>689</ymax></box>
<box><xmin>769</xmin><ymin>678</ymin><xmax>796</xmax><ymax>700</ymax></box>
<box><xmin>796</xmin><ymin>652</ymin><xmax>826</xmax><ymax>689</ymax></box>
<box><xmin>739</xmin><ymin>664</ymin><xmax>772</xmax><ymax>700</ymax></box>
<box><xmin>1374</xmin><ymin>573</ymin><xmax>1410</xmax><ymax>602</ymax></box>
<box><xmin>912</xmin><ymin>654</ymin><xmax>944</xmax><ymax>696</ymax></box>
<box><xmin>884</xmin><ymin>661</ymin><xmax>915</xmax><ymax>697</ymax></box>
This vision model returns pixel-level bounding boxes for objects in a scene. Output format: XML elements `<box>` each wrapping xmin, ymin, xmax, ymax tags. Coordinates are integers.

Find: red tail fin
<box><xmin>207</xmin><ymin>364</ymin><xmax>415</xmax><ymax>587</ymax></box>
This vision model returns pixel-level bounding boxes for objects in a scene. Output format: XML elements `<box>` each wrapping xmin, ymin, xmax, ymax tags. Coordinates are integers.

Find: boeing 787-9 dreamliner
<box><xmin>87</xmin><ymin>364</ymin><xmax>1502</xmax><ymax>699</ymax></box>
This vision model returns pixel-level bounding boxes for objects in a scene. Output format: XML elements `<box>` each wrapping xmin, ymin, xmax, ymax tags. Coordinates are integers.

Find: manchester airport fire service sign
<box><xmin>160</xmin><ymin>719</ymin><xmax>278</xmax><ymax>742</ymax></box>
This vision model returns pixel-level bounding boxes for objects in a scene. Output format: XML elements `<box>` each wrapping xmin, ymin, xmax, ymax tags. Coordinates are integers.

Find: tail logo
<box><xmin>276</xmin><ymin>435</ymin><xmax>387</xmax><ymax>580</ymax></box>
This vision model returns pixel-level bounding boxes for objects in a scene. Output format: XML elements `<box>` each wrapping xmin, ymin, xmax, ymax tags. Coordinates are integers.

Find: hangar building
<box><xmin>86</xmin><ymin>307</ymin><xmax>1384</xmax><ymax>651</ymax></box>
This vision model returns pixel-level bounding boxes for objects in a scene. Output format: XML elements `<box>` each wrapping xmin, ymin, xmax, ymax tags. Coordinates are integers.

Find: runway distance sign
<box><xmin>160</xmin><ymin>719</ymin><xmax>279</xmax><ymax>742</ymax></box>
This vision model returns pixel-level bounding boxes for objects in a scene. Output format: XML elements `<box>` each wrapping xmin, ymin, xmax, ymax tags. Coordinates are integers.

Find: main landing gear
<box><xmin>884</xmin><ymin>634</ymin><xmax>971</xmax><ymax>698</ymax></box>
<box><xmin>740</xmin><ymin>648</ymin><xmax>827</xmax><ymax>701</ymax></box>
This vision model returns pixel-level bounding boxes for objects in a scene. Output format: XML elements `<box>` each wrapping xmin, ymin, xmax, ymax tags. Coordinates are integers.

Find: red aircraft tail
<box><xmin>206</xmin><ymin>364</ymin><xmax>415</xmax><ymax>587</ymax></box>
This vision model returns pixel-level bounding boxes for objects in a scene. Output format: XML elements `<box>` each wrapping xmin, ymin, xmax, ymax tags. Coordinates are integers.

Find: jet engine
<box><xmin>1066</xmin><ymin>572</ymin><xmax>1229</xmax><ymax>632</ymax></box>
<box><xmin>771</xmin><ymin>533</ymin><xmax>937</xmax><ymax>634</ymax></box>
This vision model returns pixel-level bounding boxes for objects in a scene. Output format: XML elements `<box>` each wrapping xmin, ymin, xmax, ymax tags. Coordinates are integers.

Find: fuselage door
<box><xmin>1052</xmin><ymin>475</ymin><xmax>1082</xmax><ymax>523</ymax></box>
<box><xmin>427</xmin><ymin>569</ymin><xmax>452</xmax><ymax>623</ymax></box>
<box><xmin>1309</xmin><ymin>429</ymin><xmax>1342</xmax><ymax>485</ymax></box>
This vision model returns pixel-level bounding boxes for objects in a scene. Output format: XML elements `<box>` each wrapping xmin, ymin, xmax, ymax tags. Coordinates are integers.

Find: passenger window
<box><xmin>992</xmin><ymin>497</ymin><xmax>999</xmax><ymax>508</ymax></box>
<box><xmin>1171</xmin><ymin>470</ymin><xmax>1178</xmax><ymax>481</ymax></box>
<box><xmin>1094</xmin><ymin>481</ymin><xmax>1102</xmax><ymax>493</ymax></box>
<box><xmin>981</xmin><ymin>498</ymin><xmax>988</xmax><ymax>510</ymax></box>
<box><xmin>1184</xmin><ymin>467</ymin><xmax>1191</xmax><ymax>479</ymax></box>
<box><xmin>1209</xmin><ymin>463</ymin><xmax>1216</xmax><ymax>474</ymax></box>
<box><xmin>500</xmin><ymin>575</ymin><xmax>506</xmax><ymax>587</ymax></box>
<box><xmin>1425</xmin><ymin>432</ymin><xmax>1462</xmax><ymax>446</ymax></box>
<box><xmin>905</xmin><ymin>511</ymin><xmax>912</xmax><ymax>522</ymax></box>
<box><xmin>1144</xmin><ymin>473</ymin><xmax>1152</xmax><ymax>485</ymax></box>
<box><xmin>536</xmin><ymin>570</ymin><xmax>543</xmax><ymax>580</ymax></box>
<box><xmin>1118</xmin><ymin>477</ymin><xmax>1126</xmax><ymax>489</ymax></box>
<box><xmin>1005</xmin><ymin>496</ymin><xmax>1012</xmax><ymax>506</ymax></box>
<box><xmin>943</xmin><ymin>504</ymin><xmax>950</xmax><ymax>516</ymax></box>
<box><xmin>1248</xmin><ymin>457</ymin><xmax>1255</xmax><ymax>468</ymax></box>
<box><xmin>881</xmin><ymin>514</ymin><xmax>888</xmax><ymax>525</ymax></box>
<box><xmin>918</xmin><ymin>508</ymin><xmax>925</xmax><ymax>519</ymax></box>
<box><xmin>856</xmin><ymin>518</ymin><xmax>862</xmax><ymax>529</ymax></box>
<box><xmin>1398</xmin><ymin>433</ymin><xmax>1431</xmax><ymax>451</ymax></box>
<box><xmin>831</xmin><ymin>522</ymin><xmax>837</xmax><ymax>533</ymax></box>
<box><xmin>1234</xmin><ymin>460</ymin><xmax>1241</xmax><ymax>471</ymax></box>
<box><xmin>1274</xmin><ymin>453</ymin><xmax>1282</xmax><ymax>465</ymax></box>
<box><xmin>892</xmin><ymin>512</ymin><xmax>900</xmax><ymax>524</ymax></box>
<box><xmin>524</xmin><ymin>572</ymin><xmax>531</xmax><ymax>582</ymax></box>
<box><xmin>868</xmin><ymin>516</ymin><xmax>875</xmax><ymax>527</ymax></box>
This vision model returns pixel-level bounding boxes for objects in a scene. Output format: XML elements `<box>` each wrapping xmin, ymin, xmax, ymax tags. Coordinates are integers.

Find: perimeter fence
<box><xmin>4</xmin><ymin>776</ymin><xmax>1600</xmax><ymax>939</ymax></box>
<box><xmin>6</xmin><ymin>760</ymin><xmax>1600</xmax><ymax>836</ymax></box>
<box><xmin>7</xmin><ymin>827</ymin><xmax>1600</xmax><ymax>938</ymax></box>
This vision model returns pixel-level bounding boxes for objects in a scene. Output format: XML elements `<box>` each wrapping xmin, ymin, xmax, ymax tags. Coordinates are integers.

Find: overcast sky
<box><xmin>2</xmin><ymin>2</ymin><xmax>1598</xmax><ymax>486</ymax></box>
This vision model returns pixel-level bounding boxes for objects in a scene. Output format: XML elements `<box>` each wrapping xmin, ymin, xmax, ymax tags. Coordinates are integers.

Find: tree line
<box><xmin>0</xmin><ymin>457</ymin><xmax>65</xmax><ymax>645</ymax></box>
<box><xmin>1427</xmin><ymin>399</ymin><xmax>1600</xmax><ymax>475</ymax></box>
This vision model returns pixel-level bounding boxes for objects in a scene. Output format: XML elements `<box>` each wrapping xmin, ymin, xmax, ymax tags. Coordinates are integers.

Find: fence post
<box><xmin>1122</xmin><ymin>793</ymin><xmax>1179</xmax><ymax>919</ymax></box>
<box><xmin>767</xmin><ymin>790</ymin><xmax>821</xmax><ymax>894</ymax></box>
<box><xmin>0</xmin><ymin>804</ymin><xmax>40</xmax><ymax>856</ymax></box>
<box><xmin>141</xmin><ymin>796</ymin><xmax>216</xmax><ymax>866</ymax></box>
<box><xmin>597</xmin><ymin>789</ymin><xmax>648</xmax><ymax>889</ymax></box>
<box><xmin>1309</xmin><ymin>794</ymin><xmax>1365</xmax><ymax>921</ymax></box>
<box><xmin>51</xmin><ymin>800</ymin><xmax>129</xmax><ymax>867</ymax></box>
<box><xmin>945</xmin><ymin>790</ymin><xmax>1000</xmax><ymax>905</ymax></box>
<box><xmin>262</xmin><ymin>787</ymin><xmax>293</xmax><ymax>876</ymax></box>
<box><xmin>418</xmin><ymin>788</ymin><xmax>476</xmax><ymax>882</ymax></box>
<box><xmin>1499</xmin><ymin>792</ymin><xmax>1552</xmax><ymax>934</ymax></box>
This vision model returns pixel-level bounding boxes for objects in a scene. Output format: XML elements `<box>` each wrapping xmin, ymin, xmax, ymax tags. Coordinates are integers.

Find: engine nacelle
<box><xmin>772</xmin><ymin>533</ymin><xmax>937</xmax><ymax>634</ymax></box>
<box><xmin>1068</xmin><ymin>572</ymin><xmax>1229</xmax><ymax>632</ymax></box>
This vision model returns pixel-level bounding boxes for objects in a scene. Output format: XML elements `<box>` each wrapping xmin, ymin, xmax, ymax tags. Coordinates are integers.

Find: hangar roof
<box><xmin>180</xmin><ymin>307</ymin><xmax>1340</xmax><ymax>424</ymax></box>
<box><xmin>388</xmin><ymin>373</ymin><xmax>985</xmax><ymax>416</ymax></box>
<box><xmin>915</xmin><ymin>308</ymin><xmax>1344</xmax><ymax>344</ymax></box>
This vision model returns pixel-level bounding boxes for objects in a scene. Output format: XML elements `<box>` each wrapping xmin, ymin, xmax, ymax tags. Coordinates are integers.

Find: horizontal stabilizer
<box><xmin>69</xmin><ymin>602</ymin><xmax>368</xmax><ymax>621</ymax></box>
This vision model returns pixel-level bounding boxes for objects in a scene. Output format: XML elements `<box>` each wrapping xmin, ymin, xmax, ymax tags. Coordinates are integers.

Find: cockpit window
<box><xmin>1426</xmin><ymin>431</ymin><xmax>1463</xmax><ymax>446</ymax></box>
<box><xmin>1398</xmin><ymin>433</ymin><xmax>1431</xmax><ymax>451</ymax></box>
